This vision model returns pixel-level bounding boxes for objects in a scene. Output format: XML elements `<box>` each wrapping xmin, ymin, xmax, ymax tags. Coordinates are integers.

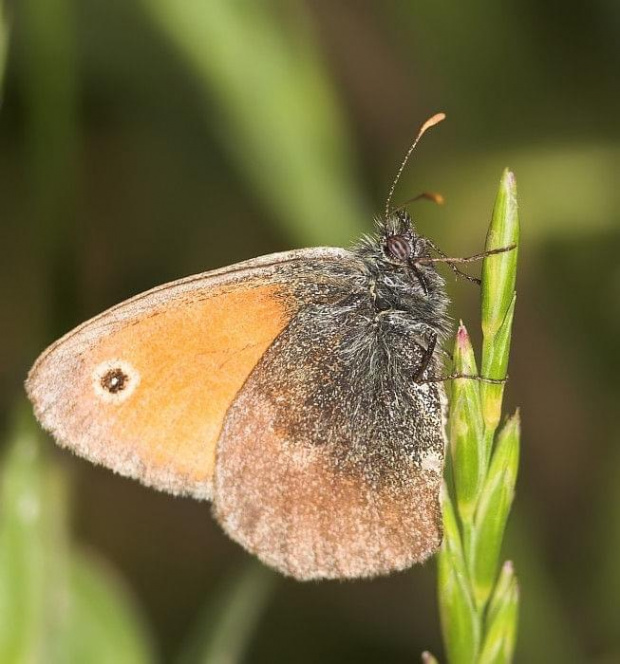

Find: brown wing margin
<box><xmin>26</xmin><ymin>248</ymin><xmax>352</xmax><ymax>500</ymax></box>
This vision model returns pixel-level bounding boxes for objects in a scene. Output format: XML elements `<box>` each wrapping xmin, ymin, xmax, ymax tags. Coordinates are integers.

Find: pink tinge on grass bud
<box><xmin>454</xmin><ymin>322</ymin><xmax>478</xmax><ymax>377</ymax></box>
<box><xmin>456</xmin><ymin>321</ymin><xmax>470</xmax><ymax>349</ymax></box>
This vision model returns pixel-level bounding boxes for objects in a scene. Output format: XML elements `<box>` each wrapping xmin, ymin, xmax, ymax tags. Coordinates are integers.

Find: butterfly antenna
<box><xmin>384</xmin><ymin>112</ymin><xmax>446</xmax><ymax>219</ymax></box>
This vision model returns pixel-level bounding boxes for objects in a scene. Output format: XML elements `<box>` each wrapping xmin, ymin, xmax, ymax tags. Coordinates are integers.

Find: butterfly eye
<box><xmin>92</xmin><ymin>360</ymin><xmax>140</xmax><ymax>403</ymax></box>
<box><xmin>385</xmin><ymin>235</ymin><xmax>412</xmax><ymax>261</ymax></box>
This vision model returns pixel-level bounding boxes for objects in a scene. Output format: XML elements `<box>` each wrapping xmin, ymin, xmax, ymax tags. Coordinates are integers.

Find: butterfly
<box><xmin>26</xmin><ymin>114</ymin><xmax>463</xmax><ymax>580</ymax></box>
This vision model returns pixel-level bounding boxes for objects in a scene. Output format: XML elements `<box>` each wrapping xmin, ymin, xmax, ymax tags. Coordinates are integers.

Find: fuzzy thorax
<box><xmin>353</xmin><ymin>211</ymin><xmax>451</xmax><ymax>343</ymax></box>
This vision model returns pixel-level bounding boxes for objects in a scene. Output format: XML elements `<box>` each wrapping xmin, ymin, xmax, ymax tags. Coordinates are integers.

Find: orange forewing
<box><xmin>83</xmin><ymin>285</ymin><xmax>288</xmax><ymax>491</ymax></box>
<box><xmin>27</xmin><ymin>278</ymin><xmax>295</xmax><ymax>499</ymax></box>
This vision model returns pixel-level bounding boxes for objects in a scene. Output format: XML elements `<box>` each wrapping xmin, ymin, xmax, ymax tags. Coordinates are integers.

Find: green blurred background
<box><xmin>1</xmin><ymin>0</ymin><xmax>619</xmax><ymax>662</ymax></box>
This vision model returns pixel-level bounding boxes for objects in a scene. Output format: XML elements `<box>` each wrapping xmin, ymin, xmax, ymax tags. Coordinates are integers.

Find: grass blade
<box><xmin>177</xmin><ymin>561</ymin><xmax>275</xmax><ymax>664</ymax></box>
<box><xmin>449</xmin><ymin>324</ymin><xmax>486</xmax><ymax>522</ymax></box>
<box><xmin>438</xmin><ymin>491</ymin><xmax>480</xmax><ymax>664</ymax></box>
<box><xmin>433</xmin><ymin>169</ymin><xmax>520</xmax><ymax>662</ymax></box>
<box><xmin>0</xmin><ymin>406</ymin><xmax>155</xmax><ymax>663</ymax></box>
<box><xmin>479</xmin><ymin>563</ymin><xmax>519</xmax><ymax>664</ymax></box>
<box><xmin>471</xmin><ymin>412</ymin><xmax>520</xmax><ymax>607</ymax></box>
<box><xmin>0</xmin><ymin>406</ymin><xmax>69</xmax><ymax>663</ymax></box>
<box><xmin>141</xmin><ymin>0</ymin><xmax>369</xmax><ymax>246</ymax></box>
<box><xmin>480</xmin><ymin>169</ymin><xmax>519</xmax><ymax>434</ymax></box>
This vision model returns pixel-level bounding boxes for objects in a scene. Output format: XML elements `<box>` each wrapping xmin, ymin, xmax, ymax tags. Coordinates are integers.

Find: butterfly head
<box><xmin>356</xmin><ymin>210</ymin><xmax>430</xmax><ymax>273</ymax></box>
<box><xmin>380</xmin><ymin>210</ymin><xmax>425</xmax><ymax>264</ymax></box>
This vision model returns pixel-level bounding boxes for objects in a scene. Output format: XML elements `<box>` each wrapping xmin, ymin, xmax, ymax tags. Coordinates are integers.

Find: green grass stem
<box><xmin>435</xmin><ymin>170</ymin><xmax>520</xmax><ymax>663</ymax></box>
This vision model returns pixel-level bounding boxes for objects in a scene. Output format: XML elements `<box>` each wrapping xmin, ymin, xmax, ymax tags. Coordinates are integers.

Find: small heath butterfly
<box><xmin>26</xmin><ymin>115</ymin><xmax>453</xmax><ymax>580</ymax></box>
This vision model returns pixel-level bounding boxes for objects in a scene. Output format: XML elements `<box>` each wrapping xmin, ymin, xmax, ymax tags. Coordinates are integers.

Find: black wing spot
<box><xmin>101</xmin><ymin>367</ymin><xmax>129</xmax><ymax>393</ymax></box>
<box><xmin>92</xmin><ymin>359</ymin><xmax>140</xmax><ymax>403</ymax></box>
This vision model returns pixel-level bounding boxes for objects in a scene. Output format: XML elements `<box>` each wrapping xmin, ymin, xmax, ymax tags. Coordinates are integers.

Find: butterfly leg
<box><xmin>412</xmin><ymin>329</ymin><xmax>507</xmax><ymax>385</ymax></box>
<box><xmin>409</xmin><ymin>261</ymin><xmax>430</xmax><ymax>295</ymax></box>
<box><xmin>420</xmin><ymin>373</ymin><xmax>508</xmax><ymax>385</ymax></box>
<box><xmin>417</xmin><ymin>241</ymin><xmax>517</xmax><ymax>285</ymax></box>
<box><xmin>423</xmin><ymin>238</ymin><xmax>482</xmax><ymax>284</ymax></box>
<box><xmin>413</xmin><ymin>332</ymin><xmax>437</xmax><ymax>383</ymax></box>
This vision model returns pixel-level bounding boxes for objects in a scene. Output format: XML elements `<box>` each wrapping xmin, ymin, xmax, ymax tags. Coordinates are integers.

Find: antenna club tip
<box><xmin>422</xmin><ymin>112</ymin><xmax>446</xmax><ymax>133</ymax></box>
<box><xmin>385</xmin><ymin>112</ymin><xmax>446</xmax><ymax>215</ymax></box>
<box><xmin>430</xmin><ymin>192</ymin><xmax>445</xmax><ymax>205</ymax></box>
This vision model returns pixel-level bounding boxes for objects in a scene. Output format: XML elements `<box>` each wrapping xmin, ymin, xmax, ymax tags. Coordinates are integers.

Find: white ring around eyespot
<box><xmin>92</xmin><ymin>359</ymin><xmax>140</xmax><ymax>404</ymax></box>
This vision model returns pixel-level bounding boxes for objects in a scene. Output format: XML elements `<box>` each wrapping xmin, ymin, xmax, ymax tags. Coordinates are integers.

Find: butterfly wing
<box><xmin>213</xmin><ymin>293</ymin><xmax>446</xmax><ymax>580</ymax></box>
<box><xmin>26</xmin><ymin>248</ymin><xmax>349</xmax><ymax>499</ymax></box>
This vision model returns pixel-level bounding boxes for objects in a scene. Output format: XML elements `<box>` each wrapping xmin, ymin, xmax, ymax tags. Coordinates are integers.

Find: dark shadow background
<box><xmin>1</xmin><ymin>0</ymin><xmax>619</xmax><ymax>661</ymax></box>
